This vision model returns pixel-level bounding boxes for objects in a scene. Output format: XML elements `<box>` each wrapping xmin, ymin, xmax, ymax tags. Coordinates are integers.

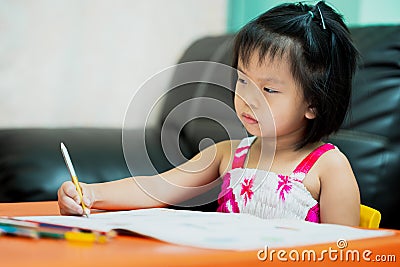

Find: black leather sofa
<box><xmin>0</xmin><ymin>25</ymin><xmax>399</xmax><ymax>230</ymax></box>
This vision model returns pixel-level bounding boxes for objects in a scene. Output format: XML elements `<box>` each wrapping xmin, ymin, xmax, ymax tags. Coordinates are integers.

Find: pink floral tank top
<box><xmin>217</xmin><ymin>136</ymin><xmax>336</xmax><ymax>223</ymax></box>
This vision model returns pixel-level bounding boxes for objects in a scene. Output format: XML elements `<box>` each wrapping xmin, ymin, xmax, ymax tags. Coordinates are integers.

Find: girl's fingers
<box><xmin>79</xmin><ymin>182</ymin><xmax>93</xmax><ymax>208</ymax></box>
<box><xmin>59</xmin><ymin>194</ymin><xmax>83</xmax><ymax>215</ymax></box>
<box><xmin>57</xmin><ymin>181</ymin><xmax>83</xmax><ymax>215</ymax></box>
<box><xmin>57</xmin><ymin>181</ymin><xmax>94</xmax><ymax>216</ymax></box>
<box><xmin>61</xmin><ymin>181</ymin><xmax>76</xmax><ymax>197</ymax></box>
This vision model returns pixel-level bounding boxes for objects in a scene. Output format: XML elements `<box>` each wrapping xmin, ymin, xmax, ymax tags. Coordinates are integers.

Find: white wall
<box><xmin>328</xmin><ymin>0</ymin><xmax>400</xmax><ymax>26</ymax></box>
<box><xmin>0</xmin><ymin>0</ymin><xmax>227</xmax><ymax>128</ymax></box>
<box><xmin>358</xmin><ymin>0</ymin><xmax>400</xmax><ymax>25</ymax></box>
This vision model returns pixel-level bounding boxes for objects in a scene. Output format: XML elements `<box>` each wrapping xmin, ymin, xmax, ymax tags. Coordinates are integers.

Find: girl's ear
<box><xmin>305</xmin><ymin>106</ymin><xmax>316</xmax><ymax>120</ymax></box>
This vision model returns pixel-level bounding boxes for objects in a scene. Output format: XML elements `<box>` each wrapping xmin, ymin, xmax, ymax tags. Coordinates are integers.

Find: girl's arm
<box><xmin>318</xmin><ymin>149</ymin><xmax>360</xmax><ymax>226</ymax></box>
<box><xmin>58</xmin><ymin>140</ymin><xmax>232</xmax><ymax>215</ymax></box>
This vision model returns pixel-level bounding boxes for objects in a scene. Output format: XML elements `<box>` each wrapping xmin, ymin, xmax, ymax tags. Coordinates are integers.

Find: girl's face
<box><xmin>234</xmin><ymin>52</ymin><xmax>315</xmax><ymax>144</ymax></box>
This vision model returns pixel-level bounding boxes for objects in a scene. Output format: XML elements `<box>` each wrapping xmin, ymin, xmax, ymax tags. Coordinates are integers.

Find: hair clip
<box><xmin>317</xmin><ymin>6</ymin><xmax>326</xmax><ymax>30</ymax></box>
<box><xmin>308</xmin><ymin>11</ymin><xmax>314</xmax><ymax>18</ymax></box>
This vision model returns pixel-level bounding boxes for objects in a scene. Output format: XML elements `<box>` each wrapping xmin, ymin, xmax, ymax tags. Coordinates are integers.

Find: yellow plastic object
<box><xmin>360</xmin><ymin>204</ymin><xmax>381</xmax><ymax>228</ymax></box>
<box><xmin>64</xmin><ymin>231</ymin><xmax>109</xmax><ymax>243</ymax></box>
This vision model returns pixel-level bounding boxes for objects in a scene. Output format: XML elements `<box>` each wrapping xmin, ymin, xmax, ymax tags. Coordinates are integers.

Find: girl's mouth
<box><xmin>242</xmin><ymin>113</ymin><xmax>258</xmax><ymax>124</ymax></box>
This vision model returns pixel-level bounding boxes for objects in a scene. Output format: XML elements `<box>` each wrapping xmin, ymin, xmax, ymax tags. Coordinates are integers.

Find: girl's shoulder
<box><xmin>215</xmin><ymin>139</ymin><xmax>241</xmax><ymax>156</ymax></box>
<box><xmin>215</xmin><ymin>139</ymin><xmax>242</xmax><ymax>174</ymax></box>
<box><xmin>313</xmin><ymin>144</ymin><xmax>354</xmax><ymax>180</ymax></box>
<box><xmin>318</xmin><ymin>144</ymin><xmax>351</xmax><ymax>167</ymax></box>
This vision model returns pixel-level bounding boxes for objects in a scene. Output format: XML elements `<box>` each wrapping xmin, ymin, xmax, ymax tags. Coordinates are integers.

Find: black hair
<box><xmin>232</xmin><ymin>1</ymin><xmax>358</xmax><ymax>149</ymax></box>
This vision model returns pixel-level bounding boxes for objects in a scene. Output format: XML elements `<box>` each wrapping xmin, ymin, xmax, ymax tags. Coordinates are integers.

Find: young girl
<box><xmin>58</xmin><ymin>1</ymin><xmax>360</xmax><ymax>226</ymax></box>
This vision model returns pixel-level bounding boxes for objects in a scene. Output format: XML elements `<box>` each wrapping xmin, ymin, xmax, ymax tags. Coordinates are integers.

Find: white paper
<box><xmin>16</xmin><ymin>208</ymin><xmax>393</xmax><ymax>250</ymax></box>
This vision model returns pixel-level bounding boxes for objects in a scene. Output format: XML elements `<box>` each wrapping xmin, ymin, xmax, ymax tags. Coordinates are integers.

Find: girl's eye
<box><xmin>264</xmin><ymin>87</ymin><xmax>278</xmax><ymax>93</ymax></box>
<box><xmin>238</xmin><ymin>78</ymin><xmax>248</xmax><ymax>85</ymax></box>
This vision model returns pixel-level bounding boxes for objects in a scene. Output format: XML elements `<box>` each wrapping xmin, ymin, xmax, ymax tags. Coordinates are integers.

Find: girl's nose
<box><xmin>235</xmin><ymin>82</ymin><xmax>262</xmax><ymax>109</ymax></box>
<box><xmin>246</xmin><ymin>86</ymin><xmax>261</xmax><ymax>110</ymax></box>
<box><xmin>249</xmin><ymin>101</ymin><xmax>257</xmax><ymax>109</ymax></box>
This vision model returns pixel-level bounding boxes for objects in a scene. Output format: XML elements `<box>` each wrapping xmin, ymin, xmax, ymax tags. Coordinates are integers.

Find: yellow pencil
<box><xmin>60</xmin><ymin>142</ymin><xmax>89</xmax><ymax>217</ymax></box>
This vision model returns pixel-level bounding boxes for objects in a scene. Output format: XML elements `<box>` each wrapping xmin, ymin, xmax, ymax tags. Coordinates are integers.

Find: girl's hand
<box><xmin>57</xmin><ymin>181</ymin><xmax>93</xmax><ymax>216</ymax></box>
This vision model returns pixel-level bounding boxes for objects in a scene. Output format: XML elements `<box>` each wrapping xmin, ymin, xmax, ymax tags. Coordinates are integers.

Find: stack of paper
<box><xmin>16</xmin><ymin>208</ymin><xmax>393</xmax><ymax>250</ymax></box>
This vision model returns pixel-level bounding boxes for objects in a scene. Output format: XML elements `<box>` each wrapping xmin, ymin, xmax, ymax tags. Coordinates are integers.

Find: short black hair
<box><xmin>232</xmin><ymin>1</ymin><xmax>358</xmax><ymax>149</ymax></box>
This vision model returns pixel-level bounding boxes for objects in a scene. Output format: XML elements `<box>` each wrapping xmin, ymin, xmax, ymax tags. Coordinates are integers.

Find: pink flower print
<box><xmin>225</xmin><ymin>188</ymin><xmax>240</xmax><ymax>213</ymax></box>
<box><xmin>217</xmin><ymin>173</ymin><xmax>240</xmax><ymax>213</ymax></box>
<box><xmin>305</xmin><ymin>203</ymin><xmax>320</xmax><ymax>223</ymax></box>
<box><xmin>232</xmin><ymin>146</ymin><xmax>250</xmax><ymax>169</ymax></box>
<box><xmin>276</xmin><ymin>175</ymin><xmax>293</xmax><ymax>201</ymax></box>
<box><xmin>240</xmin><ymin>176</ymin><xmax>255</xmax><ymax>206</ymax></box>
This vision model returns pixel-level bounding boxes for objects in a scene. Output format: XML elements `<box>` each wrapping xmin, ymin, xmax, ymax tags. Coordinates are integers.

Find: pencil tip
<box><xmin>83</xmin><ymin>208</ymin><xmax>90</xmax><ymax>218</ymax></box>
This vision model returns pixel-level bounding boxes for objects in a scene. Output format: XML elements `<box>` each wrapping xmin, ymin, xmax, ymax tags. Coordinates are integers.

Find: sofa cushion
<box><xmin>0</xmin><ymin>128</ymin><xmax>131</xmax><ymax>202</ymax></box>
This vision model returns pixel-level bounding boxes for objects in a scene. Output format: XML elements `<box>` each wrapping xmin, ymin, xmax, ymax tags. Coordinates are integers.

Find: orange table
<box><xmin>0</xmin><ymin>201</ymin><xmax>399</xmax><ymax>266</ymax></box>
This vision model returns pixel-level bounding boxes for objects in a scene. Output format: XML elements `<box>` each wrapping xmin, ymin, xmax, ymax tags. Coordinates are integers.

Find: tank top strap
<box><xmin>231</xmin><ymin>136</ymin><xmax>257</xmax><ymax>169</ymax></box>
<box><xmin>292</xmin><ymin>143</ymin><xmax>336</xmax><ymax>180</ymax></box>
